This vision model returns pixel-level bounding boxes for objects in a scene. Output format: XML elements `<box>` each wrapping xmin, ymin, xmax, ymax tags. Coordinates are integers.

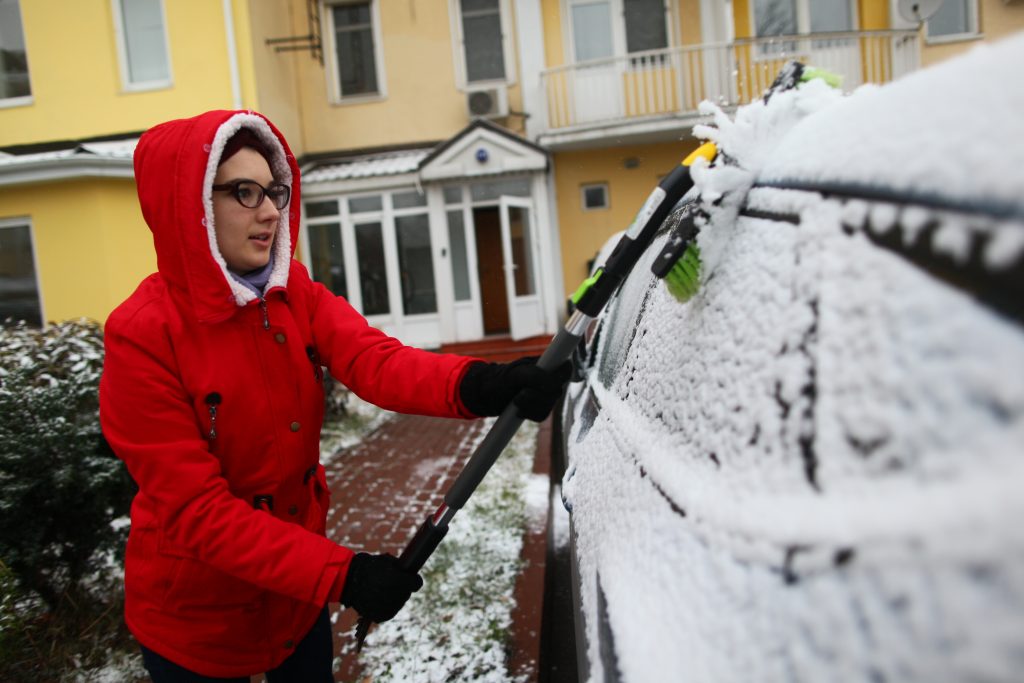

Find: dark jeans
<box><xmin>140</xmin><ymin>607</ymin><xmax>334</xmax><ymax>682</ymax></box>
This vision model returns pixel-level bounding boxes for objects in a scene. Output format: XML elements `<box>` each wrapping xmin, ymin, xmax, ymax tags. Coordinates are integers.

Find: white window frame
<box><xmin>925</xmin><ymin>0</ymin><xmax>980</xmax><ymax>45</ymax></box>
<box><xmin>0</xmin><ymin>0</ymin><xmax>34</xmax><ymax>108</ymax></box>
<box><xmin>748</xmin><ymin>0</ymin><xmax>858</xmax><ymax>38</ymax></box>
<box><xmin>111</xmin><ymin>0</ymin><xmax>174</xmax><ymax>92</ymax></box>
<box><xmin>448</xmin><ymin>0</ymin><xmax>517</xmax><ymax>89</ymax></box>
<box><xmin>562</xmin><ymin>0</ymin><xmax>677</xmax><ymax>64</ymax></box>
<box><xmin>0</xmin><ymin>216</ymin><xmax>45</xmax><ymax>325</ymax></box>
<box><xmin>322</xmin><ymin>0</ymin><xmax>388</xmax><ymax>104</ymax></box>
<box><xmin>580</xmin><ymin>182</ymin><xmax>609</xmax><ymax>211</ymax></box>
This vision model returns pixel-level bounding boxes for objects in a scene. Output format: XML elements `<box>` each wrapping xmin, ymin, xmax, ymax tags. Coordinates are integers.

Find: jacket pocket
<box><xmin>157</xmin><ymin>534</ymin><xmax>260</xmax><ymax>613</ymax></box>
<box><xmin>303</xmin><ymin>463</ymin><xmax>330</xmax><ymax>536</ymax></box>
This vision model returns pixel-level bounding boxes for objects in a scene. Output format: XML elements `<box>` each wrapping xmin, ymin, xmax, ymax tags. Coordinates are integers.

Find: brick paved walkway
<box><xmin>314</xmin><ymin>412</ymin><xmax>550</xmax><ymax>683</ymax></box>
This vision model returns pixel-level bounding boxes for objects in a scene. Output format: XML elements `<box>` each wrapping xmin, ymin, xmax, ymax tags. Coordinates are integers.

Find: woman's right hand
<box><xmin>340</xmin><ymin>552</ymin><xmax>423</xmax><ymax>623</ymax></box>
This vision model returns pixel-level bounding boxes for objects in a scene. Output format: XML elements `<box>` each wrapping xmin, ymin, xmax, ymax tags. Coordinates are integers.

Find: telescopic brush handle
<box><xmin>355</xmin><ymin>513</ymin><xmax>449</xmax><ymax>650</ymax></box>
<box><xmin>398</xmin><ymin>514</ymin><xmax>449</xmax><ymax>572</ymax></box>
<box><xmin>444</xmin><ymin>322</ymin><xmax>584</xmax><ymax>512</ymax></box>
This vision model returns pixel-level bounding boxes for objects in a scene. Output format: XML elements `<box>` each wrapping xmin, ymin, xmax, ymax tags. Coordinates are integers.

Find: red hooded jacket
<box><xmin>99</xmin><ymin>110</ymin><xmax>476</xmax><ymax>676</ymax></box>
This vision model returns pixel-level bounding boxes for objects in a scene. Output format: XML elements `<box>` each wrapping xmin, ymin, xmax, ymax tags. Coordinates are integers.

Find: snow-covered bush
<box><xmin>0</xmin><ymin>319</ymin><xmax>132</xmax><ymax>609</ymax></box>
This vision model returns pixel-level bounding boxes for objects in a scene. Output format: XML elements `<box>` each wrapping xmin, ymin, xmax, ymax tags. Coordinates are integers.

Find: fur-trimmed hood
<box><xmin>133</xmin><ymin>110</ymin><xmax>300</xmax><ymax>323</ymax></box>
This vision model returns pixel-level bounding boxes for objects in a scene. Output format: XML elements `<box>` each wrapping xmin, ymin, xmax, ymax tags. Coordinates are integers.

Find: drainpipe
<box><xmin>515</xmin><ymin>0</ymin><xmax>546</xmax><ymax>139</ymax></box>
<box><xmin>223</xmin><ymin>0</ymin><xmax>243</xmax><ymax>110</ymax></box>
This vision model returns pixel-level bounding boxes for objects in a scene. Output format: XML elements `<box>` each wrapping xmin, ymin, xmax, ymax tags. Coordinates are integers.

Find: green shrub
<box><xmin>0</xmin><ymin>319</ymin><xmax>133</xmax><ymax>610</ymax></box>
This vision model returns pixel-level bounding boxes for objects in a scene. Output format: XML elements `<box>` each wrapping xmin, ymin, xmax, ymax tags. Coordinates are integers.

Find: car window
<box><xmin>594</xmin><ymin>224</ymin><xmax>677</xmax><ymax>391</ymax></box>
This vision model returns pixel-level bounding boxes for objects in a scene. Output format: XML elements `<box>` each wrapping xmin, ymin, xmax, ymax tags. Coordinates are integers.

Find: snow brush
<box><xmin>353</xmin><ymin>141</ymin><xmax>717</xmax><ymax>652</ymax></box>
<box><xmin>652</xmin><ymin>61</ymin><xmax>842</xmax><ymax>302</ymax></box>
<box><xmin>650</xmin><ymin>145</ymin><xmax>717</xmax><ymax>303</ymax></box>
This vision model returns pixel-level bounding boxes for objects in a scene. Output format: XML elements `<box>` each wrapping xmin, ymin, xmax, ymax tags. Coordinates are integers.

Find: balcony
<box><xmin>538</xmin><ymin>30</ymin><xmax>920</xmax><ymax>150</ymax></box>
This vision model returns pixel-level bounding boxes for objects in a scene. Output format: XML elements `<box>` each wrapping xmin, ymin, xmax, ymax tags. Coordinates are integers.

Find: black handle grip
<box><xmin>398</xmin><ymin>514</ymin><xmax>449</xmax><ymax>573</ymax></box>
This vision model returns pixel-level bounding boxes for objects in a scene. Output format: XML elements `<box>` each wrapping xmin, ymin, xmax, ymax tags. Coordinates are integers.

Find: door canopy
<box><xmin>419</xmin><ymin>119</ymin><xmax>548</xmax><ymax>183</ymax></box>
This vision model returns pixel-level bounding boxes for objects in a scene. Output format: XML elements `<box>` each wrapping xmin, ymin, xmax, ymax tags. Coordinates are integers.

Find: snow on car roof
<box><xmin>759</xmin><ymin>32</ymin><xmax>1024</xmax><ymax>222</ymax></box>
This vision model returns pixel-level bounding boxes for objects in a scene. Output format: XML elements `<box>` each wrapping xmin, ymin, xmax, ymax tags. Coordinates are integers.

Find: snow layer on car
<box><xmin>562</xmin><ymin>34</ymin><xmax>1024</xmax><ymax>683</ymax></box>
<box><xmin>758</xmin><ymin>32</ymin><xmax>1024</xmax><ymax>223</ymax></box>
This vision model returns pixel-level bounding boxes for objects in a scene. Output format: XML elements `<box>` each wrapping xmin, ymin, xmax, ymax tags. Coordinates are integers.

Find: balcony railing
<box><xmin>540</xmin><ymin>30</ymin><xmax>920</xmax><ymax>134</ymax></box>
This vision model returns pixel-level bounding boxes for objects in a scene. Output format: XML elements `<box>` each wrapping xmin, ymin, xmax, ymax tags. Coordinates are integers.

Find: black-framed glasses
<box><xmin>212</xmin><ymin>180</ymin><xmax>291</xmax><ymax>210</ymax></box>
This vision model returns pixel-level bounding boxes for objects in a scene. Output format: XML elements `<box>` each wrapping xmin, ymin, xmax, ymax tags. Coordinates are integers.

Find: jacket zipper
<box><xmin>204</xmin><ymin>392</ymin><xmax>221</xmax><ymax>440</ymax></box>
<box><xmin>258</xmin><ymin>298</ymin><xmax>270</xmax><ymax>330</ymax></box>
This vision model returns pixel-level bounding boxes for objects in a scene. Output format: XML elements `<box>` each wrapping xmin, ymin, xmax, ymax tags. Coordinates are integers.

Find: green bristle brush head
<box><xmin>663</xmin><ymin>241</ymin><xmax>701</xmax><ymax>303</ymax></box>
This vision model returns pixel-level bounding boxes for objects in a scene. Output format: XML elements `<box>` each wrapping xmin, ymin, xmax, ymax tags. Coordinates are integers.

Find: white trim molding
<box><xmin>515</xmin><ymin>0</ymin><xmax>546</xmax><ymax>137</ymax></box>
<box><xmin>222</xmin><ymin>0</ymin><xmax>243</xmax><ymax>109</ymax></box>
<box><xmin>420</xmin><ymin>127</ymin><xmax>547</xmax><ymax>183</ymax></box>
<box><xmin>0</xmin><ymin>146</ymin><xmax>136</xmax><ymax>188</ymax></box>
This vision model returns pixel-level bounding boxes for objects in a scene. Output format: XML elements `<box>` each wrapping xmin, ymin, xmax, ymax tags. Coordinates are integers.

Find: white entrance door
<box><xmin>499</xmin><ymin>196</ymin><xmax>544</xmax><ymax>340</ymax></box>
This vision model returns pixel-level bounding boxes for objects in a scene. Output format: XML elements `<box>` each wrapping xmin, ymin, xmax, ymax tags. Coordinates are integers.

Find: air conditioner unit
<box><xmin>466</xmin><ymin>85</ymin><xmax>508</xmax><ymax>119</ymax></box>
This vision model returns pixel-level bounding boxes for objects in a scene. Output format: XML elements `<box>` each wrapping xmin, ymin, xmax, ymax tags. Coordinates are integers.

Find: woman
<box><xmin>99</xmin><ymin>110</ymin><xmax>567</xmax><ymax>681</ymax></box>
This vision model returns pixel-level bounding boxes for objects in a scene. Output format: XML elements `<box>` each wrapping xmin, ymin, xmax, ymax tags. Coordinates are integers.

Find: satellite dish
<box><xmin>897</xmin><ymin>0</ymin><xmax>944</xmax><ymax>23</ymax></box>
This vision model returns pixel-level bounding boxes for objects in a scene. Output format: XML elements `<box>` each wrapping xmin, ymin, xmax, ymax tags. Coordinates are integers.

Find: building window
<box><xmin>395</xmin><ymin>214</ymin><xmax>438</xmax><ymax>315</ymax></box>
<box><xmin>571</xmin><ymin>0</ymin><xmax>614</xmax><ymax>61</ymax></box>
<box><xmin>0</xmin><ymin>0</ymin><xmax>32</xmax><ymax>103</ymax></box>
<box><xmin>754</xmin><ymin>0</ymin><xmax>796</xmax><ymax>37</ymax></box>
<box><xmin>0</xmin><ymin>220</ymin><xmax>42</xmax><ymax>326</ymax></box>
<box><xmin>349</xmin><ymin>194</ymin><xmax>383</xmax><ymax>213</ymax></box>
<box><xmin>581</xmin><ymin>183</ymin><xmax>609</xmax><ymax>210</ymax></box>
<box><xmin>113</xmin><ymin>0</ymin><xmax>172</xmax><ymax>89</ymax></box>
<box><xmin>355</xmin><ymin>221</ymin><xmax>389</xmax><ymax>315</ymax></box>
<box><xmin>508</xmin><ymin>206</ymin><xmax>536</xmax><ymax>296</ymax></box>
<box><xmin>927</xmin><ymin>0</ymin><xmax>978</xmax><ymax>42</ymax></box>
<box><xmin>808</xmin><ymin>0</ymin><xmax>853</xmax><ymax>32</ymax></box>
<box><xmin>752</xmin><ymin>0</ymin><xmax>853</xmax><ymax>37</ymax></box>
<box><xmin>567</xmin><ymin>0</ymin><xmax>669</xmax><ymax>63</ymax></box>
<box><xmin>458</xmin><ymin>0</ymin><xmax>507</xmax><ymax>83</ymax></box>
<box><xmin>305</xmin><ymin>201</ymin><xmax>347</xmax><ymax>298</ymax></box>
<box><xmin>304</xmin><ymin>189</ymin><xmax>437</xmax><ymax>319</ymax></box>
<box><xmin>307</xmin><ymin>222</ymin><xmax>348</xmax><ymax>299</ymax></box>
<box><xmin>327</xmin><ymin>0</ymin><xmax>384</xmax><ymax>100</ymax></box>
<box><xmin>446</xmin><ymin>209</ymin><xmax>472</xmax><ymax>301</ymax></box>
<box><xmin>469</xmin><ymin>177</ymin><xmax>531</xmax><ymax>202</ymax></box>
<box><xmin>624</xmin><ymin>0</ymin><xmax>668</xmax><ymax>53</ymax></box>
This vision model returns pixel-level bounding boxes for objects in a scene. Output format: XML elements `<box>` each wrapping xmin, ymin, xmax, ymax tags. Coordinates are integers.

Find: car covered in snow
<box><xmin>558</xmin><ymin>33</ymin><xmax>1024</xmax><ymax>682</ymax></box>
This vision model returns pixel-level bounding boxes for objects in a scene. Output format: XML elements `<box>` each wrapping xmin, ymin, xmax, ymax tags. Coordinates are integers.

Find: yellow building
<box><xmin>1</xmin><ymin>0</ymin><xmax>1021</xmax><ymax>344</ymax></box>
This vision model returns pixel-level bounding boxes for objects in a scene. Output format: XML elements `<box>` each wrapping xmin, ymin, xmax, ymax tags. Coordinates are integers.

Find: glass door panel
<box><xmin>307</xmin><ymin>222</ymin><xmax>347</xmax><ymax>298</ymax></box>
<box><xmin>355</xmin><ymin>222</ymin><xmax>389</xmax><ymax>316</ymax></box>
<box><xmin>499</xmin><ymin>197</ymin><xmax>544</xmax><ymax>340</ymax></box>
<box><xmin>395</xmin><ymin>214</ymin><xmax>437</xmax><ymax>315</ymax></box>
<box><xmin>507</xmin><ymin>206</ymin><xmax>536</xmax><ymax>296</ymax></box>
<box><xmin>446</xmin><ymin>210</ymin><xmax>472</xmax><ymax>302</ymax></box>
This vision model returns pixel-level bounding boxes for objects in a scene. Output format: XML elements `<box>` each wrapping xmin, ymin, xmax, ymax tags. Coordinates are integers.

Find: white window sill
<box><xmin>120</xmin><ymin>80</ymin><xmax>174</xmax><ymax>94</ymax></box>
<box><xmin>330</xmin><ymin>93</ymin><xmax>387</xmax><ymax>107</ymax></box>
<box><xmin>925</xmin><ymin>32</ymin><xmax>982</xmax><ymax>46</ymax></box>
<box><xmin>462</xmin><ymin>78</ymin><xmax>514</xmax><ymax>92</ymax></box>
<box><xmin>0</xmin><ymin>95</ymin><xmax>34</xmax><ymax>110</ymax></box>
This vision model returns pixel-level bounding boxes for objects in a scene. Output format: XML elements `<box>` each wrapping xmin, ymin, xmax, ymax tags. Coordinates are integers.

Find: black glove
<box><xmin>459</xmin><ymin>356</ymin><xmax>572</xmax><ymax>422</ymax></box>
<box><xmin>340</xmin><ymin>552</ymin><xmax>423</xmax><ymax>623</ymax></box>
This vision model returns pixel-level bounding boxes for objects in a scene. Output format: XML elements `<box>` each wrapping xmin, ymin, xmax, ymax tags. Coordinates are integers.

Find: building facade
<box><xmin>1</xmin><ymin>0</ymin><xmax>1021</xmax><ymax>344</ymax></box>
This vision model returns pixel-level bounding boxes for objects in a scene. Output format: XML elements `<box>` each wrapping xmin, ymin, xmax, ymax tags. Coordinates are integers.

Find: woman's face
<box><xmin>212</xmin><ymin>147</ymin><xmax>280</xmax><ymax>274</ymax></box>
